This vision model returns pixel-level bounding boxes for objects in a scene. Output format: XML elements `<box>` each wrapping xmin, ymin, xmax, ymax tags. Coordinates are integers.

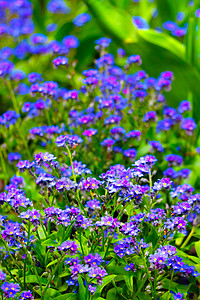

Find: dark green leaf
<box><xmin>78</xmin><ymin>276</ymin><xmax>86</xmax><ymax>300</ymax></box>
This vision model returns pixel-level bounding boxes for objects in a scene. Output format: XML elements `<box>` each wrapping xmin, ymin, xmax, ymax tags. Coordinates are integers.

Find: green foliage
<box><xmin>83</xmin><ymin>0</ymin><xmax>200</xmax><ymax>121</ymax></box>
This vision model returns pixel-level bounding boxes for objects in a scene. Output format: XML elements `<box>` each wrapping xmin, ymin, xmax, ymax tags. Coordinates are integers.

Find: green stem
<box><xmin>5</xmin><ymin>80</ymin><xmax>19</xmax><ymax>114</ymax></box>
<box><xmin>136</xmin><ymin>241</ymin><xmax>155</xmax><ymax>299</ymax></box>
<box><xmin>66</xmin><ymin>146</ymin><xmax>76</xmax><ymax>183</ymax></box>
<box><xmin>79</xmin><ymin>231</ymin><xmax>85</xmax><ymax>256</ymax></box>
<box><xmin>0</xmin><ymin>252</ymin><xmax>23</xmax><ymax>288</ymax></box>
<box><xmin>42</xmin><ymin>255</ymin><xmax>64</xmax><ymax>298</ymax></box>
<box><xmin>181</xmin><ymin>226</ymin><xmax>196</xmax><ymax>249</ymax></box>
<box><xmin>0</xmin><ymin>148</ymin><xmax>8</xmax><ymax>184</ymax></box>
<box><xmin>24</xmin><ymin>222</ymin><xmax>31</xmax><ymax>289</ymax></box>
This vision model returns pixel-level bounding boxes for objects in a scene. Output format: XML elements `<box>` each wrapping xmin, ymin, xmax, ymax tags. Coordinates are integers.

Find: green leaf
<box><xmin>160</xmin><ymin>291</ymin><xmax>172</xmax><ymax>300</ymax></box>
<box><xmin>55</xmin><ymin>294</ymin><xmax>78</xmax><ymax>300</ymax></box>
<box><xmin>20</xmin><ymin>275</ymin><xmax>48</xmax><ymax>285</ymax></box>
<box><xmin>106</xmin><ymin>265</ymin><xmax>128</xmax><ymax>275</ymax></box>
<box><xmin>59</xmin><ymin>271</ymin><xmax>71</xmax><ymax>278</ymax></box>
<box><xmin>45</xmin><ymin>288</ymin><xmax>59</xmax><ymax>298</ymax></box>
<box><xmin>94</xmin><ymin>275</ymin><xmax>116</xmax><ymax>299</ymax></box>
<box><xmin>124</xmin><ymin>275</ymin><xmax>133</xmax><ymax>292</ymax></box>
<box><xmin>138</xmin><ymin>295</ymin><xmax>151</xmax><ymax>300</ymax></box>
<box><xmin>42</xmin><ymin>239</ymin><xmax>58</xmax><ymax>246</ymax></box>
<box><xmin>47</xmin><ymin>259</ymin><xmax>58</xmax><ymax>268</ymax></box>
<box><xmin>84</xmin><ymin>0</ymin><xmax>137</xmax><ymax>43</ymax></box>
<box><xmin>78</xmin><ymin>276</ymin><xmax>86</xmax><ymax>300</ymax></box>
<box><xmin>162</xmin><ymin>278</ymin><xmax>191</xmax><ymax>293</ymax></box>
<box><xmin>137</xmin><ymin>29</ymin><xmax>185</xmax><ymax>60</ymax></box>
<box><xmin>195</xmin><ymin>241</ymin><xmax>200</xmax><ymax>258</ymax></box>
<box><xmin>37</xmin><ymin>227</ymin><xmax>46</xmax><ymax>240</ymax></box>
<box><xmin>106</xmin><ymin>288</ymin><xmax>116</xmax><ymax>300</ymax></box>
<box><xmin>145</xmin><ymin>226</ymin><xmax>159</xmax><ymax>247</ymax></box>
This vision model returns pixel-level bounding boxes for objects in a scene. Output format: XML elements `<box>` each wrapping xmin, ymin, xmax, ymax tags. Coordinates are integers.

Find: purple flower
<box><xmin>0</xmin><ymin>110</ymin><xmax>20</xmax><ymax>128</ymax></box>
<box><xmin>172</xmin><ymin>202</ymin><xmax>191</xmax><ymax>215</ymax></box>
<box><xmin>46</xmin><ymin>23</ymin><xmax>57</xmax><ymax>32</ymax></box>
<box><xmin>36</xmin><ymin>173</ymin><xmax>56</xmax><ymax>188</ymax></box>
<box><xmin>172</xmin><ymin>27</ymin><xmax>187</xmax><ymax>37</ymax></box>
<box><xmin>16</xmin><ymin>160</ymin><xmax>35</xmax><ymax>172</ymax></box>
<box><xmin>170</xmin><ymin>291</ymin><xmax>184</xmax><ymax>300</ymax></box>
<box><xmin>196</xmin><ymin>9</ymin><xmax>200</xmax><ymax>18</ymax></box>
<box><xmin>133</xmin><ymin>16</ymin><xmax>149</xmax><ymax>29</ymax></box>
<box><xmin>81</xmin><ymin>177</ymin><xmax>101</xmax><ymax>191</ymax></box>
<box><xmin>125</xmin><ymin>263</ymin><xmax>136</xmax><ymax>271</ymax></box>
<box><xmin>52</xmin><ymin>56</ymin><xmax>68</xmax><ymax>68</ymax></box>
<box><xmin>0</xmin><ymin>270</ymin><xmax>6</xmax><ymax>281</ymax></box>
<box><xmin>156</xmin><ymin>119</ymin><xmax>173</xmax><ymax>133</ymax></box>
<box><xmin>66</xmin><ymin>277</ymin><xmax>76</xmax><ymax>286</ymax></box>
<box><xmin>123</xmin><ymin>148</ymin><xmax>137</xmax><ymax>160</ymax></box>
<box><xmin>163</xmin><ymin>168</ymin><xmax>177</xmax><ymax>179</ymax></box>
<box><xmin>27</xmin><ymin>72</ymin><xmax>42</xmax><ymax>83</ymax></box>
<box><xmin>56</xmin><ymin>177</ymin><xmax>76</xmax><ymax>192</ymax></box>
<box><xmin>149</xmin><ymin>141</ymin><xmax>164</xmax><ymax>152</ymax></box>
<box><xmin>18</xmin><ymin>290</ymin><xmax>34</xmax><ymax>300</ymax></box>
<box><xmin>85</xmin><ymin>199</ymin><xmax>101</xmax><ymax>210</ymax></box>
<box><xmin>181</xmin><ymin>117</ymin><xmax>197</xmax><ymax>135</ymax></box>
<box><xmin>118</xmin><ymin>48</ymin><xmax>126</xmax><ymax>56</ymax></box>
<box><xmin>125</xmin><ymin>130</ymin><xmax>141</xmax><ymax>140</ymax></box>
<box><xmin>178</xmin><ymin>100</ymin><xmax>191</xmax><ymax>113</ymax></box>
<box><xmin>0</xmin><ymin>60</ymin><xmax>14</xmax><ymax>77</ymax></box>
<box><xmin>101</xmin><ymin>138</ymin><xmax>115</xmax><ymax>148</ymax></box>
<box><xmin>55</xmin><ymin>134</ymin><xmax>83</xmax><ymax>148</ymax></box>
<box><xmin>96</xmin><ymin>54</ymin><xmax>114</xmax><ymax>68</ymax></box>
<box><xmin>134</xmin><ymin>155</ymin><xmax>157</xmax><ymax>170</ymax></box>
<box><xmin>1</xmin><ymin>282</ymin><xmax>20</xmax><ymax>298</ymax></box>
<box><xmin>58</xmin><ymin>241</ymin><xmax>78</xmax><ymax>254</ymax></box>
<box><xmin>47</xmin><ymin>0</ymin><xmax>70</xmax><ymax>14</ymax></box>
<box><xmin>95</xmin><ymin>37</ymin><xmax>112</xmax><ymax>48</ymax></box>
<box><xmin>163</xmin><ymin>21</ymin><xmax>178</xmax><ymax>31</ymax></box>
<box><xmin>152</xmin><ymin>178</ymin><xmax>172</xmax><ymax>192</ymax></box>
<box><xmin>88</xmin><ymin>284</ymin><xmax>97</xmax><ymax>293</ymax></box>
<box><xmin>143</xmin><ymin>111</ymin><xmax>157</xmax><ymax>122</ymax></box>
<box><xmin>62</xmin><ymin>35</ymin><xmax>79</xmax><ymax>49</ymax></box>
<box><xmin>126</xmin><ymin>55</ymin><xmax>142</xmax><ymax>65</ymax></box>
<box><xmin>8</xmin><ymin>152</ymin><xmax>22</xmax><ymax>162</ymax></box>
<box><xmin>165</xmin><ymin>154</ymin><xmax>183</xmax><ymax>166</ymax></box>
<box><xmin>30</xmin><ymin>33</ymin><xmax>47</xmax><ymax>45</ymax></box>
<box><xmin>82</xmin><ymin>128</ymin><xmax>98</xmax><ymax>137</ymax></box>
<box><xmin>73</xmin><ymin>13</ymin><xmax>91</xmax><ymax>27</ymax></box>
<box><xmin>20</xmin><ymin>209</ymin><xmax>41</xmax><ymax>225</ymax></box>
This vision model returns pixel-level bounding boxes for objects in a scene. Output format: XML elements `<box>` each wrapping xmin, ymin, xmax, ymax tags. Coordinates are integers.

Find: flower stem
<box><xmin>181</xmin><ymin>226</ymin><xmax>196</xmax><ymax>249</ymax></box>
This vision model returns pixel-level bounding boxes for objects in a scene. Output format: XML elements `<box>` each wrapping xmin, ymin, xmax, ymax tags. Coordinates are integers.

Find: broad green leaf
<box><xmin>145</xmin><ymin>226</ymin><xmax>159</xmax><ymax>247</ymax></box>
<box><xmin>187</xmin><ymin>255</ymin><xmax>200</xmax><ymax>264</ymax></box>
<box><xmin>137</xmin><ymin>30</ymin><xmax>185</xmax><ymax>60</ymax></box>
<box><xmin>59</xmin><ymin>271</ymin><xmax>71</xmax><ymax>278</ymax></box>
<box><xmin>94</xmin><ymin>275</ymin><xmax>116</xmax><ymax>298</ymax></box>
<box><xmin>160</xmin><ymin>291</ymin><xmax>172</xmax><ymax>300</ymax></box>
<box><xmin>42</xmin><ymin>239</ymin><xmax>58</xmax><ymax>246</ymax></box>
<box><xmin>106</xmin><ymin>287</ymin><xmax>117</xmax><ymax>300</ymax></box>
<box><xmin>78</xmin><ymin>276</ymin><xmax>86</xmax><ymax>300</ymax></box>
<box><xmin>162</xmin><ymin>278</ymin><xmax>191</xmax><ymax>293</ymax></box>
<box><xmin>84</xmin><ymin>0</ymin><xmax>137</xmax><ymax>43</ymax></box>
<box><xmin>124</xmin><ymin>275</ymin><xmax>134</xmax><ymax>292</ymax></box>
<box><xmin>37</xmin><ymin>227</ymin><xmax>46</xmax><ymax>240</ymax></box>
<box><xmin>138</xmin><ymin>295</ymin><xmax>151</xmax><ymax>300</ymax></box>
<box><xmin>55</xmin><ymin>294</ymin><xmax>78</xmax><ymax>300</ymax></box>
<box><xmin>45</xmin><ymin>288</ymin><xmax>59</xmax><ymax>298</ymax></box>
<box><xmin>20</xmin><ymin>275</ymin><xmax>48</xmax><ymax>285</ymax></box>
<box><xmin>47</xmin><ymin>259</ymin><xmax>58</xmax><ymax>268</ymax></box>
<box><xmin>106</xmin><ymin>265</ymin><xmax>128</xmax><ymax>275</ymax></box>
<box><xmin>195</xmin><ymin>241</ymin><xmax>200</xmax><ymax>258</ymax></box>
